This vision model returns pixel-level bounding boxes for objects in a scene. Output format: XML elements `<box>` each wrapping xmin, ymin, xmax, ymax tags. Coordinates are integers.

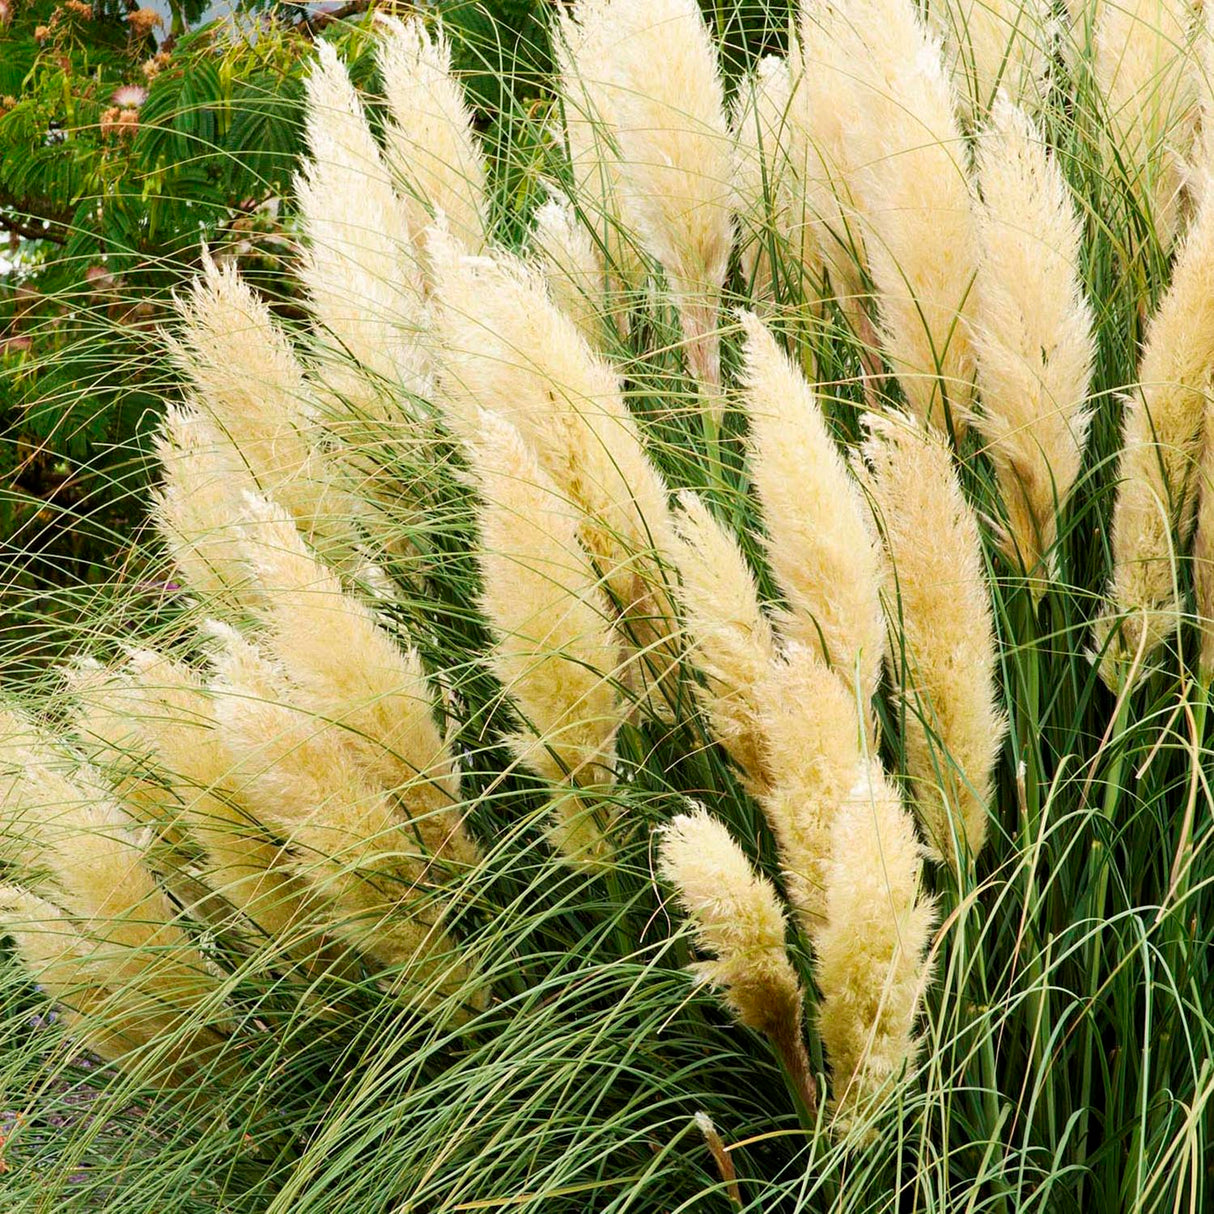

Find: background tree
<box><xmin>0</xmin><ymin>0</ymin><xmax>585</xmax><ymax>674</ymax></box>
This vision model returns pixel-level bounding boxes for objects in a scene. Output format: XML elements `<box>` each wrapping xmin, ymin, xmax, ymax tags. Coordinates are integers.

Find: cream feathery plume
<box><xmin>658</xmin><ymin>807</ymin><xmax>817</xmax><ymax>1116</ymax></box>
<box><xmin>377</xmin><ymin>15</ymin><xmax>489</xmax><ymax>253</ymax></box>
<box><xmin>1193</xmin><ymin>417</ymin><xmax>1214</xmax><ymax>680</ymax></box>
<box><xmin>731</xmin><ymin>55</ymin><xmax>820</xmax><ymax>306</ymax></box>
<box><xmin>67</xmin><ymin>657</ymin><xmax>194</xmax><ymax>845</ymax></box>
<box><xmin>928</xmin><ymin>0</ymin><xmax>1054</xmax><ymax>116</ymax></box>
<box><xmin>815</xmin><ymin>761</ymin><xmax>935</xmax><ymax>1126</ymax></box>
<box><xmin>1094</xmin><ymin>191</ymin><xmax>1214</xmax><ymax>684</ymax></box>
<box><xmin>231</xmin><ymin>491</ymin><xmax>477</xmax><ymax>869</ymax></box>
<box><xmin>1093</xmin><ymin>0</ymin><xmax>1199</xmax><ymax>250</ymax></box>
<box><xmin>741</xmin><ymin>313</ymin><xmax>886</xmax><ymax>704</ymax></box>
<box><xmin>558</xmin><ymin>0</ymin><xmax>733</xmax><ymax>393</ymax></box>
<box><xmin>671</xmin><ymin>491</ymin><xmax>869</xmax><ymax>929</ymax></box>
<box><xmin>297</xmin><ymin>40</ymin><xmax>430</xmax><ymax>403</ymax></box>
<box><xmin>0</xmin><ymin>710</ymin><xmax>229</xmax><ymax>1027</ymax></box>
<box><xmin>754</xmin><ymin>643</ymin><xmax>864</xmax><ymax>930</ymax></box>
<box><xmin>858</xmin><ymin>413</ymin><xmax>1006</xmax><ymax>863</ymax></box>
<box><xmin>151</xmin><ymin>404</ymin><xmax>262</xmax><ymax>616</ymax></box>
<box><xmin>1192</xmin><ymin>0</ymin><xmax>1214</xmax><ymax>210</ymax></box>
<box><xmin>971</xmin><ymin>96</ymin><xmax>1095</xmax><ymax>585</ymax></box>
<box><xmin>166</xmin><ymin>255</ymin><xmax>364</xmax><ymax>564</ymax></box>
<box><xmin>554</xmin><ymin>0</ymin><xmax>646</xmax><ymax>301</ymax></box>
<box><xmin>792</xmin><ymin>3</ymin><xmax>869</xmax><ymax>320</ymax></box>
<box><xmin>470</xmin><ymin>410</ymin><xmax>624</xmax><ymax>864</ymax></box>
<box><xmin>67</xmin><ymin>653</ymin><xmax>319</xmax><ymax>954</ymax></box>
<box><xmin>531</xmin><ymin>191</ymin><xmax>610</xmax><ymax>345</ymax></box>
<box><xmin>206</xmin><ymin>635</ymin><xmax>483</xmax><ymax>1010</ymax></box>
<box><xmin>429</xmin><ymin>230</ymin><xmax>679</xmax><ymax>696</ymax></box>
<box><xmin>0</xmin><ymin>886</ymin><xmax>228</xmax><ymax>1086</ymax></box>
<box><xmin>820</xmin><ymin>0</ymin><xmax>980</xmax><ymax>430</ymax></box>
<box><xmin>671</xmin><ymin>490</ymin><xmax>777</xmax><ymax>791</ymax></box>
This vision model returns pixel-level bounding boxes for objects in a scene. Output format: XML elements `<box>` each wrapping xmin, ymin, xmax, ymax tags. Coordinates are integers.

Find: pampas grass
<box><xmin>815</xmin><ymin>761</ymin><xmax>935</xmax><ymax>1122</ymax></box>
<box><xmin>658</xmin><ymin>807</ymin><xmax>817</xmax><ymax>1114</ymax></box>
<box><xmin>741</xmin><ymin>312</ymin><xmax>885</xmax><ymax>702</ymax></box>
<box><xmin>556</xmin><ymin>0</ymin><xmax>733</xmax><ymax>393</ymax></box>
<box><xmin>1092</xmin><ymin>0</ymin><xmax>1199</xmax><ymax>249</ymax></box>
<box><xmin>814</xmin><ymin>0</ymin><xmax>981</xmax><ymax>430</ymax></box>
<box><xmin>7</xmin><ymin>9</ymin><xmax>1214</xmax><ymax>1211</ymax></box>
<box><xmin>470</xmin><ymin>410</ymin><xmax>624</xmax><ymax>864</ymax></box>
<box><xmin>930</xmin><ymin>0</ymin><xmax>1055</xmax><ymax>115</ymax></box>
<box><xmin>1095</xmin><ymin>186</ymin><xmax>1214</xmax><ymax>684</ymax></box>
<box><xmin>971</xmin><ymin>96</ymin><xmax>1095</xmax><ymax>584</ymax></box>
<box><xmin>377</xmin><ymin>15</ymin><xmax>489</xmax><ymax>253</ymax></box>
<box><xmin>859</xmin><ymin>413</ymin><xmax>1006</xmax><ymax>863</ymax></box>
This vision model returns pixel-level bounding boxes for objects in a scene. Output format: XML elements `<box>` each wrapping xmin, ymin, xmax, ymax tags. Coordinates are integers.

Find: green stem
<box><xmin>1016</xmin><ymin>592</ymin><xmax>1054</xmax><ymax>1149</ymax></box>
<box><xmin>1075</xmin><ymin>687</ymin><xmax>1132</xmax><ymax>1195</ymax></box>
<box><xmin>769</xmin><ymin>1020</ymin><xmax>818</xmax><ymax>1136</ymax></box>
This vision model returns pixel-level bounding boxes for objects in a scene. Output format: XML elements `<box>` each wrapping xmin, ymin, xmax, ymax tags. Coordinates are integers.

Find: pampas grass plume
<box><xmin>1092</xmin><ymin>0</ymin><xmax>1198</xmax><ymax>248</ymax></box>
<box><xmin>297</xmin><ymin>41</ymin><xmax>429</xmax><ymax>398</ymax></box>
<box><xmin>822</xmin><ymin>0</ymin><xmax>980</xmax><ymax>430</ymax></box>
<box><xmin>1094</xmin><ymin>191</ymin><xmax>1214</xmax><ymax>684</ymax></box>
<box><xmin>815</xmin><ymin>761</ymin><xmax>935</xmax><ymax>1123</ymax></box>
<box><xmin>531</xmin><ymin>192</ymin><xmax>611</xmax><ymax>344</ymax></box>
<box><xmin>231</xmin><ymin>491</ymin><xmax>476</xmax><ymax>868</ymax></box>
<box><xmin>0</xmin><ymin>886</ymin><xmax>228</xmax><ymax>1087</ymax></box>
<box><xmin>671</xmin><ymin>490</ymin><xmax>777</xmax><ymax>791</ymax></box>
<box><xmin>151</xmin><ymin>404</ymin><xmax>262</xmax><ymax>615</ymax></box>
<box><xmin>471</xmin><ymin>410</ymin><xmax>624</xmax><ymax>864</ymax></box>
<box><xmin>971</xmin><ymin>96</ymin><xmax>1094</xmax><ymax>585</ymax></box>
<box><xmin>559</xmin><ymin>0</ymin><xmax>733</xmax><ymax>392</ymax></box>
<box><xmin>741</xmin><ymin>312</ymin><xmax>886</xmax><ymax>704</ymax></box>
<box><xmin>377</xmin><ymin>16</ymin><xmax>489</xmax><ymax>252</ymax></box>
<box><xmin>205</xmin><ymin>636</ymin><xmax>481</xmax><ymax>1008</ymax></box>
<box><xmin>68</xmin><ymin>654</ymin><xmax>318</xmax><ymax>952</ymax></box>
<box><xmin>659</xmin><ymin>807</ymin><xmax>816</xmax><ymax>1111</ymax></box>
<box><xmin>791</xmin><ymin>3</ymin><xmax>869</xmax><ymax>320</ymax></box>
<box><xmin>753</xmin><ymin>643</ymin><xmax>864</xmax><ymax>930</ymax></box>
<box><xmin>429</xmin><ymin>230</ymin><xmax>679</xmax><ymax>689</ymax></box>
<box><xmin>0</xmin><ymin>712</ymin><xmax>229</xmax><ymax>1030</ymax></box>
<box><xmin>166</xmin><ymin>255</ymin><xmax>364</xmax><ymax>566</ymax></box>
<box><xmin>859</xmin><ymin>414</ymin><xmax>1006</xmax><ymax>863</ymax></box>
<box><xmin>929</xmin><ymin>0</ymin><xmax>1054</xmax><ymax>115</ymax></box>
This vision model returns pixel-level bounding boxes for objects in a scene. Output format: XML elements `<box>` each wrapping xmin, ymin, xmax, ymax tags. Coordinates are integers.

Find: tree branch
<box><xmin>0</xmin><ymin>184</ymin><xmax>72</xmax><ymax>245</ymax></box>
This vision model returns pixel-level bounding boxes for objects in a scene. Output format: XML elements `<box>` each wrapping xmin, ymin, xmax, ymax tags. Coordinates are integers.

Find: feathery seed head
<box><xmin>167</xmin><ymin>256</ymin><xmax>364</xmax><ymax>566</ymax></box>
<box><xmin>815</xmin><ymin>0</ymin><xmax>981</xmax><ymax>429</ymax></box>
<box><xmin>928</xmin><ymin>0</ymin><xmax>1055</xmax><ymax>116</ymax></box>
<box><xmin>671</xmin><ymin>490</ymin><xmax>777</xmax><ymax>791</ymax></box>
<box><xmin>1092</xmin><ymin>0</ymin><xmax>1200</xmax><ymax>249</ymax></box>
<box><xmin>151</xmin><ymin>404</ymin><xmax>263</xmax><ymax>616</ymax></box>
<box><xmin>971</xmin><ymin>95</ymin><xmax>1095</xmax><ymax>585</ymax></box>
<box><xmin>816</xmin><ymin>761</ymin><xmax>936</xmax><ymax>1125</ymax></box>
<box><xmin>559</xmin><ymin>0</ymin><xmax>733</xmax><ymax>392</ymax></box>
<box><xmin>658</xmin><ymin>807</ymin><xmax>804</xmax><ymax>1038</ymax></box>
<box><xmin>754</xmin><ymin>643</ymin><xmax>865</xmax><ymax>930</ymax></box>
<box><xmin>429</xmin><ymin>228</ymin><xmax>680</xmax><ymax>698</ymax></box>
<box><xmin>470</xmin><ymin>409</ymin><xmax>624</xmax><ymax>863</ymax></box>
<box><xmin>741</xmin><ymin>311</ymin><xmax>886</xmax><ymax>704</ymax></box>
<box><xmin>298</xmin><ymin>40</ymin><xmax>429</xmax><ymax>397</ymax></box>
<box><xmin>376</xmin><ymin>16</ymin><xmax>489</xmax><ymax>253</ymax></box>
<box><xmin>858</xmin><ymin>412</ymin><xmax>1006</xmax><ymax>863</ymax></box>
<box><xmin>1095</xmin><ymin>190</ymin><xmax>1214</xmax><ymax>686</ymax></box>
<box><xmin>532</xmin><ymin>191</ymin><xmax>611</xmax><ymax>344</ymax></box>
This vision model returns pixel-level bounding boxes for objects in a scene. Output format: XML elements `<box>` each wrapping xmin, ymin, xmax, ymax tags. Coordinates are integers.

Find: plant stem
<box><xmin>1075</xmin><ymin>685</ymin><xmax>1132</xmax><ymax>1197</ymax></box>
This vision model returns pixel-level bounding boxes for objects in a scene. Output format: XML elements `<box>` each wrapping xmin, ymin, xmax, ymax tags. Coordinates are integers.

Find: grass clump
<box><xmin>2</xmin><ymin>2</ymin><xmax>1214</xmax><ymax>1211</ymax></box>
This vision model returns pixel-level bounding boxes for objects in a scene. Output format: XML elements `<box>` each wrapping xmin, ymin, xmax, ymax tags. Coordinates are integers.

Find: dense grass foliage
<box><xmin>2</xmin><ymin>2</ymin><xmax>1214</xmax><ymax>1211</ymax></box>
